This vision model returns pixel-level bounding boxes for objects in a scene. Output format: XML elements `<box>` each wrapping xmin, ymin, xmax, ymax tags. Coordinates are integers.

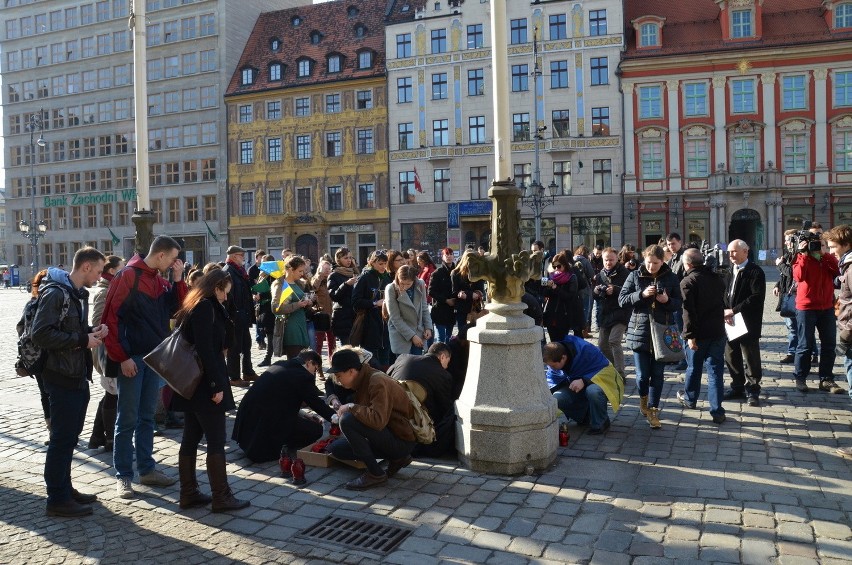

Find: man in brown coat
<box><xmin>327</xmin><ymin>349</ymin><xmax>416</xmax><ymax>489</ymax></box>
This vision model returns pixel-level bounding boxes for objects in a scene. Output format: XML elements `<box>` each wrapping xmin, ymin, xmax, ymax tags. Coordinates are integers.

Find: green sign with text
<box><xmin>44</xmin><ymin>189</ymin><xmax>137</xmax><ymax>208</ymax></box>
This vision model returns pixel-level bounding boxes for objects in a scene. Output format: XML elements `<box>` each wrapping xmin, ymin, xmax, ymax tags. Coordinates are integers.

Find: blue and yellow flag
<box><xmin>277</xmin><ymin>279</ymin><xmax>294</xmax><ymax>307</ymax></box>
<box><xmin>591</xmin><ymin>364</ymin><xmax>625</xmax><ymax>413</ymax></box>
<box><xmin>259</xmin><ymin>260</ymin><xmax>287</xmax><ymax>279</ymax></box>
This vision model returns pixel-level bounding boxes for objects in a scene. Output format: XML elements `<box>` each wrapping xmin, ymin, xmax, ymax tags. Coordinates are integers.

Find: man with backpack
<box><xmin>31</xmin><ymin>247</ymin><xmax>107</xmax><ymax>517</ymax></box>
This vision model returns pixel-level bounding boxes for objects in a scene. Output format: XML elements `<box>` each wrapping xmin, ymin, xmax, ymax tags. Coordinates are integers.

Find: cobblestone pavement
<box><xmin>0</xmin><ymin>272</ymin><xmax>850</xmax><ymax>564</ymax></box>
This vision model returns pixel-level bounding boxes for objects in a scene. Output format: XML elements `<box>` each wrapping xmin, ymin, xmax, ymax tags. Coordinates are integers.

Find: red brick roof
<box><xmin>226</xmin><ymin>0</ymin><xmax>424</xmax><ymax>97</ymax></box>
<box><xmin>623</xmin><ymin>0</ymin><xmax>852</xmax><ymax>59</ymax></box>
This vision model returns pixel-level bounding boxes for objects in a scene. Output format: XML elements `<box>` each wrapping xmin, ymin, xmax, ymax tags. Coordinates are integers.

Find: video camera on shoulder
<box><xmin>794</xmin><ymin>221</ymin><xmax>822</xmax><ymax>253</ymax></box>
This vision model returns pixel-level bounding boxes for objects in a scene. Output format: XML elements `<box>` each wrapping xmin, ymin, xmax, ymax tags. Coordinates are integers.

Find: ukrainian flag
<box><xmin>590</xmin><ymin>364</ymin><xmax>625</xmax><ymax>413</ymax></box>
<box><xmin>277</xmin><ymin>279</ymin><xmax>294</xmax><ymax>307</ymax></box>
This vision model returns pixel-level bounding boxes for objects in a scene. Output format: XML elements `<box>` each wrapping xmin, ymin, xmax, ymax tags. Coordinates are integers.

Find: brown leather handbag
<box><xmin>143</xmin><ymin>327</ymin><xmax>203</xmax><ymax>399</ymax></box>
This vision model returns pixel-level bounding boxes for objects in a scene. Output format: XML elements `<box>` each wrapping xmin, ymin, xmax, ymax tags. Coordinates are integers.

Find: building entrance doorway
<box><xmin>729</xmin><ymin>208</ymin><xmax>763</xmax><ymax>262</ymax></box>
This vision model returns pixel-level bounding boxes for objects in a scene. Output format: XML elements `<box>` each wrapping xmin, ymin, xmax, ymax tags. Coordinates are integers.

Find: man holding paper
<box><xmin>723</xmin><ymin>240</ymin><xmax>766</xmax><ymax>407</ymax></box>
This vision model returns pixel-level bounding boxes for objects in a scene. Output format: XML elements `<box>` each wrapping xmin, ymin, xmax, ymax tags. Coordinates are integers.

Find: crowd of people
<box><xmin>19</xmin><ymin>221</ymin><xmax>852</xmax><ymax>518</ymax></box>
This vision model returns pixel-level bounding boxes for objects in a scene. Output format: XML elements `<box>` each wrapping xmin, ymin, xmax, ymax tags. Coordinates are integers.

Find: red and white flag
<box><xmin>414</xmin><ymin>167</ymin><xmax>423</xmax><ymax>193</ymax></box>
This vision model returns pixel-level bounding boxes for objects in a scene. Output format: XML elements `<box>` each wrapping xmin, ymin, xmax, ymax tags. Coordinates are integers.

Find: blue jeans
<box><xmin>785</xmin><ymin>316</ymin><xmax>817</xmax><ymax>355</ymax></box>
<box><xmin>683</xmin><ymin>336</ymin><xmax>726</xmax><ymax>417</ymax></box>
<box><xmin>435</xmin><ymin>324</ymin><xmax>453</xmax><ymax>343</ymax></box>
<box><xmin>114</xmin><ymin>356</ymin><xmax>162</xmax><ymax>479</ymax></box>
<box><xmin>580</xmin><ymin>289</ymin><xmax>592</xmax><ymax>326</ymax></box>
<box><xmin>794</xmin><ymin>308</ymin><xmax>837</xmax><ymax>382</ymax></box>
<box><xmin>306</xmin><ymin>321</ymin><xmax>316</xmax><ymax>353</ymax></box>
<box><xmin>409</xmin><ymin>344</ymin><xmax>423</xmax><ymax>355</ymax></box>
<box><xmin>845</xmin><ymin>355</ymin><xmax>852</xmax><ymax>401</ymax></box>
<box><xmin>553</xmin><ymin>381</ymin><xmax>608</xmax><ymax>429</ymax></box>
<box><xmin>634</xmin><ymin>351</ymin><xmax>665</xmax><ymax>408</ymax></box>
<box><xmin>43</xmin><ymin>381</ymin><xmax>89</xmax><ymax>505</ymax></box>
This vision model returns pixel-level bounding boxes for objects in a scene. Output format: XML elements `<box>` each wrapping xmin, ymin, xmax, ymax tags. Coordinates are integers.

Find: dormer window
<box><xmin>836</xmin><ymin>2</ymin><xmax>852</xmax><ymax>28</ymax></box>
<box><xmin>640</xmin><ymin>23</ymin><xmax>658</xmax><ymax>47</ymax></box>
<box><xmin>270</xmin><ymin>38</ymin><xmax>281</xmax><ymax>52</ymax></box>
<box><xmin>240</xmin><ymin>67</ymin><xmax>255</xmax><ymax>86</ymax></box>
<box><xmin>291</xmin><ymin>16</ymin><xmax>302</xmax><ymax>27</ymax></box>
<box><xmin>269</xmin><ymin>62</ymin><xmax>282</xmax><ymax>81</ymax></box>
<box><xmin>357</xmin><ymin>50</ymin><xmax>373</xmax><ymax>70</ymax></box>
<box><xmin>631</xmin><ymin>15</ymin><xmax>665</xmax><ymax>49</ymax></box>
<box><xmin>310</xmin><ymin>31</ymin><xmax>322</xmax><ymax>44</ymax></box>
<box><xmin>355</xmin><ymin>24</ymin><xmax>367</xmax><ymax>37</ymax></box>
<box><xmin>328</xmin><ymin>54</ymin><xmax>341</xmax><ymax>73</ymax></box>
<box><xmin>731</xmin><ymin>9</ymin><xmax>753</xmax><ymax>38</ymax></box>
<box><xmin>297</xmin><ymin>58</ymin><xmax>312</xmax><ymax>77</ymax></box>
<box><xmin>347</xmin><ymin>6</ymin><xmax>359</xmax><ymax>17</ymax></box>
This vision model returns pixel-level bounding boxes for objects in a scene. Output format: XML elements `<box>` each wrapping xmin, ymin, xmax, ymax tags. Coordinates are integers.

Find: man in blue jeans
<box><xmin>676</xmin><ymin>248</ymin><xmax>727</xmax><ymax>423</ymax></box>
<box><xmin>543</xmin><ymin>337</ymin><xmax>623</xmax><ymax>435</ymax></box>
<box><xmin>32</xmin><ymin>247</ymin><xmax>107</xmax><ymax>516</ymax></box>
<box><xmin>102</xmin><ymin>236</ymin><xmax>186</xmax><ymax>499</ymax></box>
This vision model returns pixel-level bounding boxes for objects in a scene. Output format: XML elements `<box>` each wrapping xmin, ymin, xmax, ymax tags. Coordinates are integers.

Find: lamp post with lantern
<box><xmin>20</xmin><ymin>111</ymin><xmax>48</xmax><ymax>280</ymax></box>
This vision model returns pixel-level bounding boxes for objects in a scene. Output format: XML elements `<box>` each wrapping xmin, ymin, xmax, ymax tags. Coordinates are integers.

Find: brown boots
<box><xmin>178</xmin><ymin>455</ymin><xmax>212</xmax><ymax>509</ymax></box>
<box><xmin>206</xmin><ymin>453</ymin><xmax>250</xmax><ymax>513</ymax></box>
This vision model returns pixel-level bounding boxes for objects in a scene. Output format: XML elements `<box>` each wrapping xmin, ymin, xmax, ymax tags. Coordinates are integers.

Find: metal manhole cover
<box><xmin>297</xmin><ymin>516</ymin><xmax>413</xmax><ymax>554</ymax></box>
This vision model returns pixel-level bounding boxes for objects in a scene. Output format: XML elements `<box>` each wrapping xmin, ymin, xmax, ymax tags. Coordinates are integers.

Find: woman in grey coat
<box><xmin>385</xmin><ymin>265</ymin><xmax>433</xmax><ymax>355</ymax></box>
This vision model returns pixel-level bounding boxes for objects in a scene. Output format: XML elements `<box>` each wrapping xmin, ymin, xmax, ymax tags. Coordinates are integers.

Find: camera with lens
<box><xmin>540</xmin><ymin>276</ymin><xmax>550</xmax><ymax>286</ymax></box>
<box><xmin>595</xmin><ymin>284</ymin><xmax>608</xmax><ymax>295</ymax></box>
<box><xmin>793</xmin><ymin>220</ymin><xmax>822</xmax><ymax>254</ymax></box>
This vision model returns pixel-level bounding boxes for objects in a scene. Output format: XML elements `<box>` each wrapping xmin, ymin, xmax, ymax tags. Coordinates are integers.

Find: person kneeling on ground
<box><xmin>327</xmin><ymin>349</ymin><xmax>417</xmax><ymax>490</ymax></box>
<box><xmin>542</xmin><ymin>337</ymin><xmax>624</xmax><ymax>435</ymax></box>
<box><xmin>232</xmin><ymin>349</ymin><xmax>334</xmax><ymax>463</ymax></box>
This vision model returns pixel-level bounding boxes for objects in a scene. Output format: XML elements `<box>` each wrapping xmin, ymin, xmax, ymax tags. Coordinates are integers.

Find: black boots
<box><xmin>206</xmin><ymin>453</ymin><xmax>250</xmax><ymax>513</ymax></box>
<box><xmin>178</xmin><ymin>454</ymin><xmax>212</xmax><ymax>509</ymax></box>
<box><xmin>88</xmin><ymin>396</ymin><xmax>116</xmax><ymax>451</ymax></box>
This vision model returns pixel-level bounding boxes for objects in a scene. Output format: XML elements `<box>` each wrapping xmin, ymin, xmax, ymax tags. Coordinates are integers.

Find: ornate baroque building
<box><xmin>386</xmin><ymin>0</ymin><xmax>625</xmax><ymax>255</ymax></box>
<box><xmin>621</xmin><ymin>0</ymin><xmax>852</xmax><ymax>256</ymax></box>
<box><xmin>225</xmin><ymin>1</ymin><xmax>414</xmax><ymax>265</ymax></box>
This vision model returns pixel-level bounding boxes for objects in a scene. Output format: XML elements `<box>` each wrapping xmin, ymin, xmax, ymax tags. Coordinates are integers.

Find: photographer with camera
<box><xmin>792</xmin><ymin>222</ymin><xmax>842</xmax><ymax>393</ymax></box>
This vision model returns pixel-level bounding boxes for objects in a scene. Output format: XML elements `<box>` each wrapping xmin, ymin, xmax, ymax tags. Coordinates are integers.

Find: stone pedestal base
<box><xmin>455</xmin><ymin>301</ymin><xmax>558</xmax><ymax>475</ymax></box>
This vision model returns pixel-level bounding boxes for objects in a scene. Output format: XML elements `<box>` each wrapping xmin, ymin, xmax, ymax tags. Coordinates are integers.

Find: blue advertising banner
<box><xmin>447</xmin><ymin>203</ymin><xmax>460</xmax><ymax>229</ymax></box>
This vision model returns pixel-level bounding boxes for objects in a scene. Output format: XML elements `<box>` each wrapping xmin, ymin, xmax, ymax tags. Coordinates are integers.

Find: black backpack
<box><xmin>15</xmin><ymin>284</ymin><xmax>71</xmax><ymax>376</ymax></box>
<box><xmin>573</xmin><ymin>261</ymin><xmax>589</xmax><ymax>291</ymax></box>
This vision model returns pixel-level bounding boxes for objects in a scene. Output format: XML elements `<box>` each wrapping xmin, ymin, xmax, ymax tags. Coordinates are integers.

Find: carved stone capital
<box><xmin>813</xmin><ymin>68</ymin><xmax>829</xmax><ymax>81</ymax></box>
<box><xmin>760</xmin><ymin>72</ymin><xmax>776</xmax><ymax>85</ymax></box>
<box><xmin>712</xmin><ymin>76</ymin><xmax>727</xmax><ymax>89</ymax></box>
<box><xmin>665</xmin><ymin>79</ymin><xmax>679</xmax><ymax>92</ymax></box>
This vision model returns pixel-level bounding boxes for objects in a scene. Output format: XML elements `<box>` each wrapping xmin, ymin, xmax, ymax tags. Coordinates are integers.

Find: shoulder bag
<box><xmin>650</xmin><ymin>311</ymin><xmax>685</xmax><ymax>363</ymax></box>
<box><xmin>349</xmin><ymin>310</ymin><xmax>367</xmax><ymax>346</ymax></box>
<box><xmin>143</xmin><ymin>327</ymin><xmax>202</xmax><ymax>400</ymax></box>
<box><xmin>779</xmin><ymin>284</ymin><xmax>797</xmax><ymax>318</ymax></box>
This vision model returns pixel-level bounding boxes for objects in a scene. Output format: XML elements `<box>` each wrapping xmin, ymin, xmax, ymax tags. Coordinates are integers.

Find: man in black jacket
<box><xmin>428</xmin><ymin>248</ymin><xmax>456</xmax><ymax>343</ymax></box>
<box><xmin>387</xmin><ymin>343</ymin><xmax>455</xmax><ymax>457</ymax></box>
<box><xmin>247</xmin><ymin>249</ymin><xmax>266</xmax><ymax>350</ymax></box>
<box><xmin>223</xmin><ymin>245</ymin><xmax>258</xmax><ymax>386</ymax></box>
<box><xmin>593</xmin><ymin>248</ymin><xmax>630</xmax><ymax>378</ymax></box>
<box><xmin>677</xmin><ymin>248</ymin><xmax>728</xmax><ymax>423</ymax></box>
<box><xmin>32</xmin><ymin>248</ymin><xmax>107</xmax><ymax>517</ymax></box>
<box><xmin>723</xmin><ymin>239</ymin><xmax>766</xmax><ymax>406</ymax></box>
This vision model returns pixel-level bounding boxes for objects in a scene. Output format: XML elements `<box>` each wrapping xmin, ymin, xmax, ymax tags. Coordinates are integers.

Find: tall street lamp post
<box><xmin>20</xmin><ymin>112</ymin><xmax>48</xmax><ymax>280</ymax></box>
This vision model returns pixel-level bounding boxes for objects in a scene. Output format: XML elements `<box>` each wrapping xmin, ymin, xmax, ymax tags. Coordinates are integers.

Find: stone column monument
<box><xmin>454</xmin><ymin>181</ymin><xmax>558</xmax><ymax>474</ymax></box>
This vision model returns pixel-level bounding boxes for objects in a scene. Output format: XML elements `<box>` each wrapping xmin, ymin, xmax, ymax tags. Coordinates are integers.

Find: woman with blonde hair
<box><xmin>385</xmin><ymin>265</ymin><xmax>433</xmax><ymax>355</ymax></box>
<box><xmin>271</xmin><ymin>255</ymin><xmax>314</xmax><ymax>360</ymax></box>
<box><xmin>451</xmin><ymin>251</ymin><xmax>486</xmax><ymax>339</ymax></box>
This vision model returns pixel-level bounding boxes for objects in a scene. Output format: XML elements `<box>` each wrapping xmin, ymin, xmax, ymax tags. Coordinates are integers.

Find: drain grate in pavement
<box><xmin>297</xmin><ymin>516</ymin><xmax>413</xmax><ymax>554</ymax></box>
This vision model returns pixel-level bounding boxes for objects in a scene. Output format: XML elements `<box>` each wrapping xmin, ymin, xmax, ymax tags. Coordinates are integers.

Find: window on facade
<box><xmin>358</xmin><ymin>183</ymin><xmax>375</xmax><ymax>209</ymax></box>
<box><xmin>431</xmin><ymin>29</ymin><xmax>447</xmax><ymax>53</ymax></box>
<box><xmin>182</xmin><ymin>17</ymin><xmax>196</xmax><ymax>40</ymax></box>
<box><xmin>183</xmin><ymin>196</ymin><xmax>198</xmax><ymax>222</ymax></box>
<box><xmin>834</xmin><ymin>71</ymin><xmax>852</xmax><ymax>107</ymax></box>
<box><xmin>398</xmin><ymin>122</ymin><xmax>414</xmax><ymax>150</ymax></box>
<box><xmin>513</xmin><ymin>113</ymin><xmax>530</xmax><ymax>141</ymax></box>
<box><xmin>552</xmin><ymin>110</ymin><xmax>570</xmax><ymax>138</ymax></box>
<box><xmin>184</xmin><ymin>160</ymin><xmax>198</xmax><ymax>182</ymax></box>
<box><xmin>432</xmin><ymin>119</ymin><xmax>449</xmax><ymax>146</ymax></box>
<box><xmin>396</xmin><ymin>33</ymin><xmax>411</xmax><ymax>58</ymax></box>
<box><xmin>686</xmin><ymin>138</ymin><xmax>710</xmax><ymax>177</ymax></box>
<box><xmin>241</xmin><ymin>68</ymin><xmax>254</xmax><ymax>85</ymax></box>
<box><xmin>551</xmin><ymin>61</ymin><xmax>568</xmax><ymax>89</ymax></box>
<box><xmin>328</xmin><ymin>55</ymin><xmax>341</xmax><ymax>73</ymax></box>
<box><xmin>589</xmin><ymin>10</ymin><xmax>607</xmax><ymax>36</ymax></box>
<box><xmin>326</xmin><ymin>132</ymin><xmax>341</xmax><ymax>157</ymax></box>
<box><xmin>510</xmin><ymin>18</ymin><xmax>527</xmax><ymax>44</ymax></box>
<box><xmin>296</xmin><ymin>187</ymin><xmax>312</xmax><ymax>212</ymax></box>
<box><xmin>733</xmin><ymin>136</ymin><xmax>757</xmax><ymax>172</ymax></box>
<box><xmin>269</xmin><ymin>63</ymin><xmax>282</xmax><ymax>81</ymax></box>
<box><xmin>836</xmin><ymin>3</ymin><xmax>852</xmax><ymax>27</ymax></box>
<box><xmin>512</xmin><ymin>64</ymin><xmax>529</xmax><ymax>92</ymax></box>
<box><xmin>432</xmin><ymin>73</ymin><xmax>448</xmax><ymax>99</ymax></box>
<box><xmin>467</xmin><ymin>24</ymin><xmax>483</xmax><ymax>49</ymax></box>
<box><xmin>684</xmin><ymin>82</ymin><xmax>708</xmax><ymax>116</ymax></box>
<box><xmin>398</xmin><ymin>77</ymin><xmax>413</xmax><ymax>103</ymax></box>
<box><xmin>202</xmin><ymin>159</ymin><xmax>216</xmax><ymax>181</ymax></box>
<box><xmin>239</xmin><ymin>140</ymin><xmax>253</xmax><ymax>164</ymax></box>
<box><xmin>295</xmin><ymin>97</ymin><xmax>310</xmax><ymax>116</ymax></box>
<box><xmin>468</xmin><ymin>69</ymin><xmax>484</xmax><ymax>96</ymax></box>
<box><xmin>592</xmin><ymin>107</ymin><xmax>610</xmax><ymax>136</ymax></box>
<box><xmin>590</xmin><ymin>57</ymin><xmax>608</xmax><ymax>85</ymax></box>
<box><xmin>268</xmin><ymin>137</ymin><xmax>282</xmax><ymax>162</ymax></box>
<box><xmin>296</xmin><ymin>135</ymin><xmax>311</xmax><ymax>159</ymax></box>
<box><xmin>641</xmin><ymin>140</ymin><xmax>663</xmax><ymax>179</ymax></box>
<box><xmin>434</xmin><ymin>169</ymin><xmax>450</xmax><ymax>201</ymax></box>
<box><xmin>640</xmin><ymin>23</ymin><xmax>658</xmax><ymax>47</ymax></box>
<box><xmin>357</xmin><ymin>129</ymin><xmax>374</xmax><ymax>154</ymax></box>
<box><xmin>783</xmin><ymin>133</ymin><xmax>808</xmax><ymax>173</ymax></box>
<box><xmin>200</xmin><ymin>13</ymin><xmax>215</xmax><ymax>36</ymax></box>
<box><xmin>547</xmin><ymin>161</ymin><xmax>569</xmax><ymax>195</ymax></box>
<box><xmin>201</xmin><ymin>122</ymin><xmax>216</xmax><ymax>144</ymax></box>
<box><xmin>326</xmin><ymin>94</ymin><xmax>341</xmax><ymax>113</ymax></box>
<box><xmin>165</xmin><ymin>91</ymin><xmax>180</xmax><ymax>113</ymax></box>
<box><xmin>469</xmin><ymin>166</ymin><xmax>488</xmax><ymax>200</ymax></box>
<box><xmin>549</xmin><ymin>14</ymin><xmax>567</xmax><ymax>40</ymax></box>
<box><xmin>590</xmin><ymin>159</ymin><xmax>611</xmax><ymax>194</ymax></box>
<box><xmin>782</xmin><ymin>75</ymin><xmax>806</xmax><ymax>110</ymax></box>
<box><xmin>167</xmin><ymin>198</ymin><xmax>180</xmax><ymax>223</ymax></box>
<box><xmin>201</xmin><ymin>85</ymin><xmax>218</xmax><ymax>108</ymax></box>
<box><xmin>514</xmin><ymin>163</ymin><xmax>531</xmax><ymax>189</ymax></box>
<box><xmin>468</xmin><ymin>116</ymin><xmax>486</xmax><ymax>144</ymax></box>
<box><xmin>327</xmin><ymin>186</ymin><xmax>343</xmax><ymax>210</ymax></box>
<box><xmin>297</xmin><ymin>59</ymin><xmax>311</xmax><ymax>77</ymax></box>
<box><xmin>834</xmin><ymin>130</ymin><xmax>852</xmax><ymax>171</ymax></box>
<box><xmin>732</xmin><ymin>79</ymin><xmax>755</xmax><ymax>112</ymax></box>
<box><xmin>731</xmin><ymin>9</ymin><xmax>752</xmax><ymax>38</ymax></box>
<box><xmin>267</xmin><ymin>100</ymin><xmax>281</xmax><ymax>120</ymax></box>
<box><xmin>268</xmin><ymin>190</ymin><xmax>282</xmax><ymax>214</ymax></box>
<box><xmin>240</xmin><ymin>191</ymin><xmax>254</xmax><ymax>216</ymax></box>
<box><xmin>400</xmin><ymin>171</ymin><xmax>416</xmax><ymax>203</ymax></box>
<box><xmin>200</xmin><ymin>50</ymin><xmax>216</xmax><ymax>72</ymax></box>
<box><xmin>358</xmin><ymin>51</ymin><xmax>373</xmax><ymax>69</ymax></box>
<box><xmin>639</xmin><ymin>85</ymin><xmax>662</xmax><ymax>119</ymax></box>
<box><xmin>203</xmin><ymin>195</ymin><xmax>217</xmax><ymax>220</ymax></box>
<box><xmin>356</xmin><ymin>90</ymin><xmax>373</xmax><ymax>110</ymax></box>
<box><xmin>149</xmin><ymin>164</ymin><xmax>162</xmax><ymax>186</ymax></box>
<box><xmin>238</xmin><ymin>104</ymin><xmax>252</xmax><ymax>123</ymax></box>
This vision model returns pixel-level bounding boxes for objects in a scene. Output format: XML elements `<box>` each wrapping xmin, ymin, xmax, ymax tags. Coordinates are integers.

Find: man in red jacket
<box><xmin>792</xmin><ymin>224</ymin><xmax>842</xmax><ymax>393</ymax></box>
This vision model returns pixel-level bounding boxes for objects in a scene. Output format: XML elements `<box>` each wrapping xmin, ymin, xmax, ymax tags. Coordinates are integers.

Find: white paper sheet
<box><xmin>725</xmin><ymin>312</ymin><xmax>748</xmax><ymax>341</ymax></box>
